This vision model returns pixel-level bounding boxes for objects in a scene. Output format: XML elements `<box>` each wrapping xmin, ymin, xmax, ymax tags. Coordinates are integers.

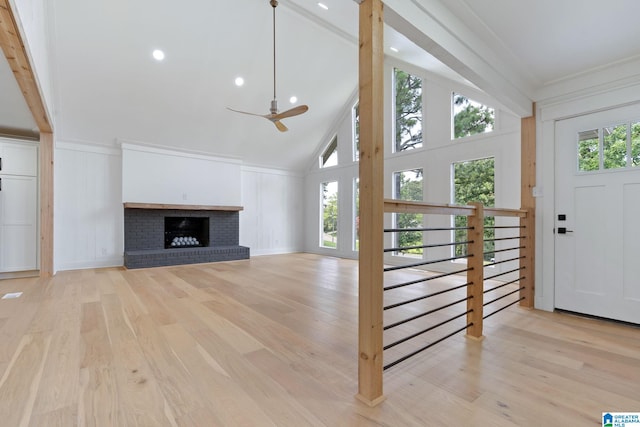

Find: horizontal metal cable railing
<box><xmin>380</xmin><ymin>200</ymin><xmax>531</xmax><ymax>371</ymax></box>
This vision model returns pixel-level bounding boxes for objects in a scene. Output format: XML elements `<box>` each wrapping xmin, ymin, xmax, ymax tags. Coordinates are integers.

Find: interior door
<box><xmin>555</xmin><ymin>104</ymin><xmax>640</xmax><ymax>324</ymax></box>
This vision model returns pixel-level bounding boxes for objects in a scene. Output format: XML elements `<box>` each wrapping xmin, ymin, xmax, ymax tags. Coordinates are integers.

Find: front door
<box><xmin>555</xmin><ymin>104</ymin><xmax>640</xmax><ymax>324</ymax></box>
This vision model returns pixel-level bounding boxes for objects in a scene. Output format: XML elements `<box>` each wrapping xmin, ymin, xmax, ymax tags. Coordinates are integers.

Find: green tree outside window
<box><xmin>453</xmin><ymin>158</ymin><xmax>495</xmax><ymax>261</ymax></box>
<box><xmin>394</xmin><ymin>69</ymin><xmax>423</xmax><ymax>152</ymax></box>
<box><xmin>453</xmin><ymin>94</ymin><xmax>494</xmax><ymax>139</ymax></box>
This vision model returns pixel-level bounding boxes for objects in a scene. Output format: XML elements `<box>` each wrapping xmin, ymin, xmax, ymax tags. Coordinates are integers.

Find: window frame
<box><xmin>319</xmin><ymin>135</ymin><xmax>338</xmax><ymax>168</ymax></box>
<box><xmin>392</xmin><ymin>67</ymin><xmax>424</xmax><ymax>154</ymax></box>
<box><xmin>451</xmin><ymin>92</ymin><xmax>496</xmax><ymax>140</ymax></box>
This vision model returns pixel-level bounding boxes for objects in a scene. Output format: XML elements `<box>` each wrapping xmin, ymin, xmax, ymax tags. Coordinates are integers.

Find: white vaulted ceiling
<box><xmin>50</xmin><ymin>0</ymin><xmax>360</xmax><ymax>170</ymax></box>
<box><xmin>3</xmin><ymin>0</ymin><xmax>640</xmax><ymax>170</ymax></box>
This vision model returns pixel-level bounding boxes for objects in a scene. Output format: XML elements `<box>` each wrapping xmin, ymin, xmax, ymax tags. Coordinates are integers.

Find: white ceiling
<box><xmin>3</xmin><ymin>0</ymin><xmax>640</xmax><ymax>169</ymax></box>
<box><xmin>0</xmin><ymin>52</ymin><xmax>38</xmax><ymax>136</ymax></box>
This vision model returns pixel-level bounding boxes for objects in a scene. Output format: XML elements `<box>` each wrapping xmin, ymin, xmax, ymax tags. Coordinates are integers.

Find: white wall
<box><xmin>54</xmin><ymin>140</ymin><xmax>304</xmax><ymax>271</ymax></box>
<box><xmin>304</xmin><ymin>59</ymin><xmax>522</xmax><ymax>273</ymax></box>
<box><xmin>54</xmin><ymin>141</ymin><xmax>123</xmax><ymax>271</ymax></box>
<box><xmin>241</xmin><ymin>166</ymin><xmax>304</xmax><ymax>255</ymax></box>
<box><xmin>121</xmin><ymin>142</ymin><xmax>242</xmax><ymax>206</ymax></box>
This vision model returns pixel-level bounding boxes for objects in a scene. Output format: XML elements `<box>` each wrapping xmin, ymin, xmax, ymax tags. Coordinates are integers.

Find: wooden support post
<box><xmin>40</xmin><ymin>132</ymin><xmax>54</xmax><ymax>277</ymax></box>
<box><xmin>520</xmin><ymin>104</ymin><xmax>536</xmax><ymax>307</ymax></box>
<box><xmin>0</xmin><ymin>0</ymin><xmax>52</xmax><ymax>133</ymax></box>
<box><xmin>466</xmin><ymin>202</ymin><xmax>484</xmax><ymax>339</ymax></box>
<box><xmin>356</xmin><ymin>0</ymin><xmax>385</xmax><ymax>407</ymax></box>
<box><xmin>1</xmin><ymin>0</ymin><xmax>55</xmax><ymax>276</ymax></box>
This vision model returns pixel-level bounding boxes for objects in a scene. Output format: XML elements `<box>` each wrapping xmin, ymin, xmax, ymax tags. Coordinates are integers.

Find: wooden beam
<box><xmin>466</xmin><ymin>202</ymin><xmax>484</xmax><ymax>339</ymax></box>
<box><xmin>123</xmin><ymin>203</ymin><xmax>244</xmax><ymax>212</ymax></box>
<box><xmin>356</xmin><ymin>0</ymin><xmax>385</xmax><ymax>407</ymax></box>
<box><xmin>520</xmin><ymin>104</ymin><xmax>536</xmax><ymax>307</ymax></box>
<box><xmin>40</xmin><ymin>132</ymin><xmax>53</xmax><ymax>277</ymax></box>
<box><xmin>0</xmin><ymin>0</ymin><xmax>52</xmax><ymax>132</ymax></box>
<box><xmin>382</xmin><ymin>0</ymin><xmax>533</xmax><ymax>117</ymax></box>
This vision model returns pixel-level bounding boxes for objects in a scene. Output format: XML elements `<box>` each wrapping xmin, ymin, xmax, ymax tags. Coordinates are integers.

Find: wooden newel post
<box><xmin>356</xmin><ymin>0</ymin><xmax>385</xmax><ymax>406</ymax></box>
<box><xmin>466</xmin><ymin>202</ymin><xmax>484</xmax><ymax>340</ymax></box>
<box><xmin>519</xmin><ymin>208</ymin><xmax>535</xmax><ymax>307</ymax></box>
<box><xmin>520</xmin><ymin>107</ymin><xmax>536</xmax><ymax>308</ymax></box>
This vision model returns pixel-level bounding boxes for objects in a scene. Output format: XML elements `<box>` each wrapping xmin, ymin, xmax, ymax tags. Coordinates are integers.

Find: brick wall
<box><xmin>123</xmin><ymin>208</ymin><xmax>248</xmax><ymax>268</ymax></box>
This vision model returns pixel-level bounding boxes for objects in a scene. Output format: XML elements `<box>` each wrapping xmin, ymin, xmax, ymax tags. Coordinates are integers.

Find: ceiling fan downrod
<box><xmin>270</xmin><ymin>0</ymin><xmax>278</xmax><ymax>113</ymax></box>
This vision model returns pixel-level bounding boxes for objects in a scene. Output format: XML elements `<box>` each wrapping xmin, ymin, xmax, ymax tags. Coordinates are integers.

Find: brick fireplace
<box><xmin>123</xmin><ymin>203</ymin><xmax>250</xmax><ymax>269</ymax></box>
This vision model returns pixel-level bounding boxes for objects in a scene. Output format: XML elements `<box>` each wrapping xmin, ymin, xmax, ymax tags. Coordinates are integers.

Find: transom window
<box><xmin>452</xmin><ymin>93</ymin><xmax>495</xmax><ymax>139</ymax></box>
<box><xmin>320</xmin><ymin>136</ymin><xmax>338</xmax><ymax>168</ymax></box>
<box><xmin>577</xmin><ymin>121</ymin><xmax>640</xmax><ymax>172</ymax></box>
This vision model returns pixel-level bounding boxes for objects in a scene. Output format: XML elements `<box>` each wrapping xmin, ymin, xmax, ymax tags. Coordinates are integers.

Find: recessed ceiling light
<box><xmin>390</xmin><ymin>46</ymin><xmax>399</xmax><ymax>53</ymax></box>
<box><xmin>152</xmin><ymin>49</ymin><xmax>165</xmax><ymax>61</ymax></box>
<box><xmin>317</xmin><ymin>2</ymin><xmax>328</xmax><ymax>10</ymax></box>
<box><xmin>289</xmin><ymin>96</ymin><xmax>298</xmax><ymax>104</ymax></box>
<box><xmin>235</xmin><ymin>77</ymin><xmax>245</xmax><ymax>87</ymax></box>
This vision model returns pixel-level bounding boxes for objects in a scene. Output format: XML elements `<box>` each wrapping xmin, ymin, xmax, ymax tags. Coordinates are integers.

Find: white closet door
<box><xmin>0</xmin><ymin>175</ymin><xmax>38</xmax><ymax>271</ymax></box>
<box><xmin>0</xmin><ymin>143</ymin><xmax>37</xmax><ymax>176</ymax></box>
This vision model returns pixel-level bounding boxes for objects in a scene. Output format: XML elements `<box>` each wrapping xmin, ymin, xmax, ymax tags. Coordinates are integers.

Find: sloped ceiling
<box><xmin>3</xmin><ymin>0</ymin><xmax>640</xmax><ymax>170</ymax></box>
<box><xmin>50</xmin><ymin>0</ymin><xmax>360</xmax><ymax>171</ymax></box>
<box><xmin>0</xmin><ymin>52</ymin><xmax>37</xmax><ymax>136</ymax></box>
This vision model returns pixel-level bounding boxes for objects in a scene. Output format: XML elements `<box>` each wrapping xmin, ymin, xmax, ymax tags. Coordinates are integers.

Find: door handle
<box><xmin>557</xmin><ymin>227</ymin><xmax>573</xmax><ymax>234</ymax></box>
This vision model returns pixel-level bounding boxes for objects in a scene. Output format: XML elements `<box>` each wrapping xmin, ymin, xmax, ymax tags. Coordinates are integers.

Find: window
<box><xmin>321</xmin><ymin>181</ymin><xmax>338</xmax><ymax>248</ymax></box>
<box><xmin>453</xmin><ymin>158</ymin><xmax>495</xmax><ymax>262</ymax></box>
<box><xmin>452</xmin><ymin>93</ymin><xmax>495</xmax><ymax>139</ymax></box>
<box><xmin>320</xmin><ymin>136</ymin><xmax>338</xmax><ymax>168</ymax></box>
<box><xmin>394</xmin><ymin>68</ymin><xmax>423</xmax><ymax>152</ymax></box>
<box><xmin>353</xmin><ymin>178</ymin><xmax>359</xmax><ymax>251</ymax></box>
<box><xmin>577</xmin><ymin>129</ymin><xmax>599</xmax><ymax>172</ymax></box>
<box><xmin>577</xmin><ymin>122</ymin><xmax>640</xmax><ymax>172</ymax></box>
<box><xmin>353</xmin><ymin>103</ymin><xmax>360</xmax><ymax>161</ymax></box>
<box><xmin>633</xmin><ymin>121</ymin><xmax>640</xmax><ymax>167</ymax></box>
<box><xmin>393</xmin><ymin>169</ymin><xmax>423</xmax><ymax>257</ymax></box>
<box><xmin>603</xmin><ymin>124</ymin><xmax>627</xmax><ymax>170</ymax></box>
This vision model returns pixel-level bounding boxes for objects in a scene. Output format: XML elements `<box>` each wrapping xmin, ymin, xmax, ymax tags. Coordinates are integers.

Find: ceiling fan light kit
<box><xmin>227</xmin><ymin>0</ymin><xmax>309</xmax><ymax>132</ymax></box>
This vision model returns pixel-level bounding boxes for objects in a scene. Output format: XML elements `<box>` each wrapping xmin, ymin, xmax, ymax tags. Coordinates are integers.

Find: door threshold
<box><xmin>555</xmin><ymin>309</ymin><xmax>640</xmax><ymax>328</ymax></box>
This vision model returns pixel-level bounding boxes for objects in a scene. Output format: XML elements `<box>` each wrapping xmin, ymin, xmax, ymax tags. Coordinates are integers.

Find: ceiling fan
<box><xmin>227</xmin><ymin>0</ymin><xmax>309</xmax><ymax>132</ymax></box>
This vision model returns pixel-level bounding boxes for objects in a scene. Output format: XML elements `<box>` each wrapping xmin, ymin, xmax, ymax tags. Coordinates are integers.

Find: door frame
<box><xmin>536</xmin><ymin>84</ymin><xmax>640</xmax><ymax>312</ymax></box>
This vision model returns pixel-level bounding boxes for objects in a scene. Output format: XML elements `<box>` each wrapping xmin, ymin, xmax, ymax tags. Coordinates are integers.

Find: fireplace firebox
<box><xmin>164</xmin><ymin>217</ymin><xmax>209</xmax><ymax>248</ymax></box>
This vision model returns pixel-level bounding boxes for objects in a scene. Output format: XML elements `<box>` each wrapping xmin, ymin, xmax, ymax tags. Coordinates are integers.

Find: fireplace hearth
<box><xmin>123</xmin><ymin>204</ymin><xmax>249</xmax><ymax>268</ymax></box>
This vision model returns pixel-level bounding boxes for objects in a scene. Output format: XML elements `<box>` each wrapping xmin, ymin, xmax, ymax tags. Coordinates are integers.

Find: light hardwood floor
<box><xmin>0</xmin><ymin>253</ymin><xmax>638</xmax><ymax>426</ymax></box>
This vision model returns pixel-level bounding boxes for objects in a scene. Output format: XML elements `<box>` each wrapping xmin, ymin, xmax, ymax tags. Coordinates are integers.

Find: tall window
<box><xmin>453</xmin><ymin>158</ymin><xmax>495</xmax><ymax>261</ymax></box>
<box><xmin>353</xmin><ymin>178</ymin><xmax>359</xmax><ymax>251</ymax></box>
<box><xmin>394</xmin><ymin>68</ymin><xmax>423</xmax><ymax>152</ymax></box>
<box><xmin>321</xmin><ymin>181</ymin><xmax>338</xmax><ymax>248</ymax></box>
<box><xmin>393</xmin><ymin>169</ymin><xmax>423</xmax><ymax>257</ymax></box>
<box><xmin>320</xmin><ymin>136</ymin><xmax>338</xmax><ymax>168</ymax></box>
<box><xmin>353</xmin><ymin>103</ymin><xmax>360</xmax><ymax>161</ymax></box>
<box><xmin>452</xmin><ymin>93</ymin><xmax>495</xmax><ymax>139</ymax></box>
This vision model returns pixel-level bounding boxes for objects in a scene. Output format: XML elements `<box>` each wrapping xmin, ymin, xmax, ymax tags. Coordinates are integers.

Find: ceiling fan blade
<box><xmin>226</xmin><ymin>107</ymin><xmax>268</xmax><ymax>118</ymax></box>
<box><xmin>273</xmin><ymin>105</ymin><xmax>309</xmax><ymax>120</ymax></box>
<box><xmin>273</xmin><ymin>120</ymin><xmax>288</xmax><ymax>132</ymax></box>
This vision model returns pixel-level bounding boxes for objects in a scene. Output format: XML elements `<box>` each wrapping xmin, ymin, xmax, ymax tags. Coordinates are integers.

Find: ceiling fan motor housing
<box><xmin>270</xmin><ymin>99</ymin><xmax>279</xmax><ymax>114</ymax></box>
